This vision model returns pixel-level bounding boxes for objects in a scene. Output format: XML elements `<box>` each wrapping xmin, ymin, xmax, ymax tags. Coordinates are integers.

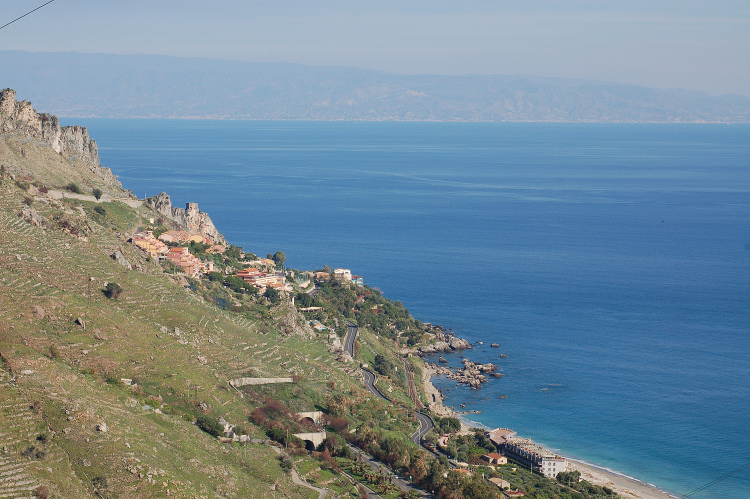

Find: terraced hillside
<box><xmin>3</xmin><ymin>90</ymin><xmax>546</xmax><ymax>499</ymax></box>
<box><xmin>0</xmin><ymin>91</ymin><xmax>421</xmax><ymax>498</ymax></box>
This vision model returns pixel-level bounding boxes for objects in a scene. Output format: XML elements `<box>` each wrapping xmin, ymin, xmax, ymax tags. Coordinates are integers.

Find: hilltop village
<box><xmin>0</xmin><ymin>88</ymin><xmax>620</xmax><ymax>499</ymax></box>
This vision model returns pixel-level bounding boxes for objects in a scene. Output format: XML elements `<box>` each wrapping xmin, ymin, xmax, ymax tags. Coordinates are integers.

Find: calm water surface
<box><xmin>65</xmin><ymin>119</ymin><xmax>750</xmax><ymax>498</ymax></box>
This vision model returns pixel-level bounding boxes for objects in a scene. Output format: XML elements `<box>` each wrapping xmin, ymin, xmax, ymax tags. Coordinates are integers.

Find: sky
<box><xmin>2</xmin><ymin>0</ymin><xmax>749</xmax><ymax>96</ymax></box>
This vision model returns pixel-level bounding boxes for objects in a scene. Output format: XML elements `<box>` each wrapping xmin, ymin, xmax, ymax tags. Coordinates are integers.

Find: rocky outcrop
<box><xmin>19</xmin><ymin>205</ymin><xmax>47</xmax><ymax>228</ymax></box>
<box><xmin>0</xmin><ymin>88</ymin><xmax>121</xmax><ymax>188</ymax></box>
<box><xmin>145</xmin><ymin>192</ymin><xmax>226</xmax><ymax>245</ymax></box>
<box><xmin>417</xmin><ymin>332</ymin><xmax>472</xmax><ymax>355</ymax></box>
<box><xmin>110</xmin><ymin>250</ymin><xmax>133</xmax><ymax>270</ymax></box>
<box><xmin>427</xmin><ymin>359</ymin><xmax>498</xmax><ymax>389</ymax></box>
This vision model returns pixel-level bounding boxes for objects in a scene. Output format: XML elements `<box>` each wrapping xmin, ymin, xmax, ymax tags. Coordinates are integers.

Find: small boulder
<box><xmin>96</xmin><ymin>422</ymin><xmax>108</xmax><ymax>433</ymax></box>
<box><xmin>31</xmin><ymin>305</ymin><xmax>46</xmax><ymax>319</ymax></box>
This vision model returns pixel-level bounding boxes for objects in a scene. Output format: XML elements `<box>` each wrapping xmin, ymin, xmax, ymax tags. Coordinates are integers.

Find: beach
<box><xmin>566</xmin><ymin>460</ymin><xmax>678</xmax><ymax>499</ymax></box>
<box><xmin>421</xmin><ymin>363</ymin><xmax>678</xmax><ymax>499</ymax></box>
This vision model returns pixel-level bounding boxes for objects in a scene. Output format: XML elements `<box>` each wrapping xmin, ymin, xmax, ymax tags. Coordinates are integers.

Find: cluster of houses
<box><xmin>131</xmin><ymin>230</ymin><xmax>225</xmax><ymax>277</ymax></box>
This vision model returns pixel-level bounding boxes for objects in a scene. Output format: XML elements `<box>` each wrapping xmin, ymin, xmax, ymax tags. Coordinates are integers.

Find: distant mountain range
<box><xmin>3</xmin><ymin>50</ymin><xmax>749</xmax><ymax>122</ymax></box>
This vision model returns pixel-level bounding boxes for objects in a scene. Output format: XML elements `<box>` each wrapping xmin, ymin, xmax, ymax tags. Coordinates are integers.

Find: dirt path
<box><xmin>270</xmin><ymin>446</ymin><xmax>328</xmax><ymax>499</ymax></box>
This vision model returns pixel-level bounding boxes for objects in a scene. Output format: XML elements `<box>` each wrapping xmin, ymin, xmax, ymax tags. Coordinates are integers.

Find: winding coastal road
<box><xmin>361</xmin><ymin>367</ymin><xmax>434</xmax><ymax>448</ymax></box>
<box><xmin>362</xmin><ymin>368</ymin><xmax>390</xmax><ymax>402</ymax></box>
<box><xmin>344</xmin><ymin>321</ymin><xmax>358</xmax><ymax>357</ymax></box>
<box><xmin>411</xmin><ymin>412</ymin><xmax>435</xmax><ymax>445</ymax></box>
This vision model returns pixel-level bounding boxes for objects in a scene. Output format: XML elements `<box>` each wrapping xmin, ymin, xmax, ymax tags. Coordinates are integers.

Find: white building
<box><xmin>332</xmin><ymin>268</ymin><xmax>352</xmax><ymax>282</ymax></box>
<box><xmin>500</xmin><ymin>437</ymin><xmax>567</xmax><ymax>478</ymax></box>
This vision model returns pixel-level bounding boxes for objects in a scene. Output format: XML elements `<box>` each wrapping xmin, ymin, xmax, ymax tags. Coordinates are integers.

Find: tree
<box><xmin>92</xmin><ymin>188</ymin><xmax>103</xmax><ymax>200</ymax></box>
<box><xmin>102</xmin><ymin>282</ymin><xmax>122</xmax><ymax>299</ymax></box>
<box><xmin>272</xmin><ymin>250</ymin><xmax>286</xmax><ymax>269</ymax></box>
<box><xmin>264</xmin><ymin>286</ymin><xmax>281</xmax><ymax>304</ymax></box>
<box><xmin>225</xmin><ymin>245</ymin><xmax>243</xmax><ymax>260</ymax></box>
<box><xmin>196</xmin><ymin>415</ymin><xmax>224</xmax><ymax>437</ymax></box>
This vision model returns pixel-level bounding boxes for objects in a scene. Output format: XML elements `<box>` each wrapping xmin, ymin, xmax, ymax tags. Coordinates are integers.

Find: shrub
<box><xmin>48</xmin><ymin>345</ymin><xmax>61</xmax><ymax>359</ymax></box>
<box><xmin>21</xmin><ymin>445</ymin><xmax>47</xmax><ymax>459</ymax></box>
<box><xmin>102</xmin><ymin>282</ymin><xmax>122</xmax><ymax>299</ymax></box>
<box><xmin>196</xmin><ymin>415</ymin><xmax>224</xmax><ymax>437</ymax></box>
<box><xmin>94</xmin><ymin>205</ymin><xmax>106</xmax><ymax>216</ymax></box>
<box><xmin>92</xmin><ymin>476</ymin><xmax>108</xmax><ymax>492</ymax></box>
<box><xmin>92</xmin><ymin>188</ymin><xmax>102</xmax><ymax>200</ymax></box>
<box><xmin>33</xmin><ymin>485</ymin><xmax>50</xmax><ymax>499</ymax></box>
<box><xmin>278</xmin><ymin>452</ymin><xmax>294</xmax><ymax>472</ymax></box>
<box><xmin>23</xmin><ymin>196</ymin><xmax>33</xmax><ymax>206</ymax></box>
<box><xmin>66</xmin><ymin>182</ymin><xmax>82</xmax><ymax>194</ymax></box>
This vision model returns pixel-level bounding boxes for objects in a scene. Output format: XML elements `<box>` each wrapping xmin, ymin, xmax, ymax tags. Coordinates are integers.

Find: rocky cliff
<box><xmin>145</xmin><ymin>192</ymin><xmax>226</xmax><ymax>245</ymax></box>
<box><xmin>0</xmin><ymin>88</ymin><xmax>121</xmax><ymax>187</ymax></box>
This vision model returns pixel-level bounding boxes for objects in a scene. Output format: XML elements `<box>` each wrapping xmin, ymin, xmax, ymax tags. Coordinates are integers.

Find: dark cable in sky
<box><xmin>0</xmin><ymin>0</ymin><xmax>56</xmax><ymax>32</ymax></box>
<box><xmin>681</xmin><ymin>460</ymin><xmax>750</xmax><ymax>497</ymax></box>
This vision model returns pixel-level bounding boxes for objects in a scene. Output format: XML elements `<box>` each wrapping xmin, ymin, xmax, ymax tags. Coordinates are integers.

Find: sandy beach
<box><xmin>420</xmin><ymin>363</ymin><xmax>678</xmax><ymax>499</ymax></box>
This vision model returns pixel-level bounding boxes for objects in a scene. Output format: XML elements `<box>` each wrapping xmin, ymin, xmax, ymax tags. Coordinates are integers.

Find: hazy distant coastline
<box><xmin>3</xmin><ymin>50</ymin><xmax>749</xmax><ymax>123</ymax></box>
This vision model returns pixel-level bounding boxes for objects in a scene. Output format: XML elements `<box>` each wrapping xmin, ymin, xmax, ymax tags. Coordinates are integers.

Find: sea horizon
<box><xmin>63</xmin><ymin>118</ymin><xmax>750</xmax><ymax>498</ymax></box>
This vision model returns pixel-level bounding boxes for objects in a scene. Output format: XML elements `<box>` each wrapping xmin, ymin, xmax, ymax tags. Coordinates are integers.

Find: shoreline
<box><xmin>420</xmin><ymin>363</ymin><xmax>678</xmax><ymax>499</ymax></box>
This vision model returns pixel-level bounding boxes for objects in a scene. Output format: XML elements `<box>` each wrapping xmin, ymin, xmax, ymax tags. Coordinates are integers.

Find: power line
<box><xmin>681</xmin><ymin>460</ymin><xmax>750</xmax><ymax>497</ymax></box>
<box><xmin>0</xmin><ymin>0</ymin><xmax>56</xmax><ymax>32</ymax></box>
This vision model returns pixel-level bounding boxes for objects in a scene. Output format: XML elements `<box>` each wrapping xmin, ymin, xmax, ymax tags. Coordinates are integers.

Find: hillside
<box><xmin>2</xmin><ymin>51</ymin><xmax>750</xmax><ymax>123</ymax></box>
<box><xmin>0</xmin><ymin>89</ymin><xmax>624</xmax><ymax>499</ymax></box>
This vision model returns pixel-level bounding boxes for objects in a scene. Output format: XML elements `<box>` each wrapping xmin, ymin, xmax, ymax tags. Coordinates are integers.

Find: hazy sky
<box><xmin>2</xmin><ymin>0</ymin><xmax>749</xmax><ymax>96</ymax></box>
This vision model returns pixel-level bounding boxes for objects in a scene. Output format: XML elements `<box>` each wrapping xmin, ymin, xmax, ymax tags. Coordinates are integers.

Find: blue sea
<box><xmin>64</xmin><ymin>119</ymin><xmax>750</xmax><ymax>498</ymax></box>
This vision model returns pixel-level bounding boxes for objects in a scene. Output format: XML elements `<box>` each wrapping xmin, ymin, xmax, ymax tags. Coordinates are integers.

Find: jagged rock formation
<box><xmin>0</xmin><ymin>88</ymin><xmax>121</xmax><ymax>188</ymax></box>
<box><xmin>417</xmin><ymin>332</ymin><xmax>472</xmax><ymax>355</ymax></box>
<box><xmin>427</xmin><ymin>359</ymin><xmax>498</xmax><ymax>389</ymax></box>
<box><xmin>145</xmin><ymin>192</ymin><xmax>226</xmax><ymax>245</ymax></box>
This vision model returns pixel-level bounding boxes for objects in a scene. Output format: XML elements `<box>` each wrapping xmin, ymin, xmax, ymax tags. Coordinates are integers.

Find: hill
<box><xmin>0</xmin><ymin>88</ymin><xmax>624</xmax><ymax>499</ymax></box>
<box><xmin>2</xmin><ymin>51</ymin><xmax>749</xmax><ymax>122</ymax></box>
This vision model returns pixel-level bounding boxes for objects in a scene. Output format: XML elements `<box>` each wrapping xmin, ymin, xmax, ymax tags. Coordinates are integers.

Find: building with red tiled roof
<box><xmin>166</xmin><ymin>246</ymin><xmax>202</xmax><ymax>277</ymax></box>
